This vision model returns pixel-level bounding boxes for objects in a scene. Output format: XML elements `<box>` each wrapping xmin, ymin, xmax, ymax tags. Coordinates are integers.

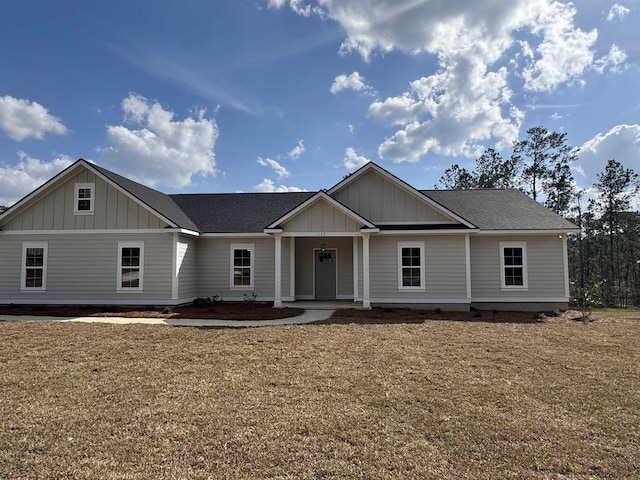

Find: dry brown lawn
<box><xmin>1</xmin><ymin>317</ymin><xmax>638</xmax><ymax>479</ymax></box>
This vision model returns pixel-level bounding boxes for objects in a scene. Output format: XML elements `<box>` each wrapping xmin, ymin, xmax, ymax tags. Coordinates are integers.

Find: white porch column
<box><xmin>290</xmin><ymin>237</ymin><xmax>296</xmax><ymax>299</ymax></box>
<box><xmin>274</xmin><ymin>233</ymin><xmax>282</xmax><ymax>307</ymax></box>
<box><xmin>465</xmin><ymin>233</ymin><xmax>471</xmax><ymax>300</ymax></box>
<box><xmin>352</xmin><ymin>236</ymin><xmax>358</xmax><ymax>302</ymax></box>
<box><xmin>362</xmin><ymin>232</ymin><xmax>371</xmax><ymax>308</ymax></box>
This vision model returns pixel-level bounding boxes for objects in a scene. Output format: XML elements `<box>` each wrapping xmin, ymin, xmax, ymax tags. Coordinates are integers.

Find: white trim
<box><xmin>499</xmin><ymin>241</ymin><xmax>528</xmax><ymax>290</ymax></box>
<box><xmin>200</xmin><ymin>233</ymin><xmax>270</xmax><ymax>238</ymax></box>
<box><xmin>230</xmin><ymin>243</ymin><xmax>254</xmax><ymax>289</ymax></box>
<box><xmin>376</xmin><ymin>221</ymin><xmax>459</xmax><ymax>225</ymax></box>
<box><xmin>274</xmin><ymin>234</ymin><xmax>282</xmax><ymax>307</ymax></box>
<box><xmin>465</xmin><ymin>234</ymin><xmax>471</xmax><ymax>299</ymax></box>
<box><xmin>266</xmin><ymin>191</ymin><xmax>376</xmax><ymax>230</ymax></box>
<box><xmin>74</xmin><ymin>182</ymin><xmax>95</xmax><ymax>215</ymax></box>
<box><xmin>178</xmin><ymin>229</ymin><xmax>200</xmax><ymax>237</ymax></box>
<box><xmin>2</xmin><ymin>229</ymin><xmax>184</xmax><ymax>235</ymax></box>
<box><xmin>398</xmin><ymin>241</ymin><xmax>426</xmax><ymax>291</ymax></box>
<box><xmin>472</xmin><ymin>297</ymin><xmax>570</xmax><ymax>303</ymax></box>
<box><xmin>362</xmin><ymin>232</ymin><xmax>370</xmax><ymax>308</ymax></box>
<box><xmin>352</xmin><ymin>236</ymin><xmax>358</xmax><ymax>302</ymax></box>
<box><xmin>379</xmin><ymin>229</ymin><xmax>478</xmax><ymax>235</ymax></box>
<box><xmin>171</xmin><ymin>233</ymin><xmax>179</xmax><ymax>300</ymax></box>
<box><xmin>478</xmin><ymin>229</ymin><xmax>579</xmax><ymax>235</ymax></box>
<box><xmin>278</xmin><ymin>231</ymin><xmax>364</xmax><ymax>237</ymax></box>
<box><xmin>21</xmin><ymin>241</ymin><xmax>48</xmax><ymax>292</ymax></box>
<box><xmin>117</xmin><ymin>241</ymin><xmax>144</xmax><ymax>292</ymax></box>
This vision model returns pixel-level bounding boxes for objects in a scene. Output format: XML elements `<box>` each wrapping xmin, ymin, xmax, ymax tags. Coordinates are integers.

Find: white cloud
<box><xmin>287</xmin><ymin>139</ymin><xmax>305</xmax><ymax>159</ymax></box>
<box><xmin>343</xmin><ymin>147</ymin><xmax>371</xmax><ymax>169</ymax></box>
<box><xmin>257</xmin><ymin>156</ymin><xmax>290</xmax><ymax>178</ymax></box>
<box><xmin>330</xmin><ymin>72</ymin><xmax>375</xmax><ymax>95</ymax></box>
<box><xmin>0</xmin><ymin>96</ymin><xmax>67</xmax><ymax>141</ymax></box>
<box><xmin>267</xmin><ymin>0</ymin><xmax>323</xmax><ymax>17</ymax></box>
<box><xmin>102</xmin><ymin>93</ymin><xmax>217</xmax><ymax>188</ymax></box>
<box><xmin>255</xmin><ymin>178</ymin><xmax>305</xmax><ymax>192</ymax></box>
<box><xmin>576</xmin><ymin>124</ymin><xmax>640</xmax><ymax>187</ymax></box>
<box><xmin>0</xmin><ymin>151</ymin><xmax>74</xmax><ymax>206</ymax></box>
<box><xmin>607</xmin><ymin>4</ymin><xmax>630</xmax><ymax>21</ymax></box>
<box><xmin>278</xmin><ymin>1</ymin><xmax>614</xmax><ymax>163</ymax></box>
<box><xmin>591</xmin><ymin>44</ymin><xmax>627</xmax><ymax>74</ymax></box>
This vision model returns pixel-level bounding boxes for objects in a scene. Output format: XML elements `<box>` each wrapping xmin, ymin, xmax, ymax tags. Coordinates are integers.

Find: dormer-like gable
<box><xmin>327</xmin><ymin>162</ymin><xmax>475</xmax><ymax>228</ymax></box>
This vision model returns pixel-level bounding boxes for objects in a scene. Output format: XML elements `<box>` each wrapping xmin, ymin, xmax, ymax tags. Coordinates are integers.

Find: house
<box><xmin>0</xmin><ymin>159</ymin><xmax>578</xmax><ymax>311</ymax></box>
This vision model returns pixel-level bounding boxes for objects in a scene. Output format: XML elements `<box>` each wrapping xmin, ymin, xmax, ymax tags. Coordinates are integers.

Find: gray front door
<box><xmin>314</xmin><ymin>248</ymin><xmax>336</xmax><ymax>300</ymax></box>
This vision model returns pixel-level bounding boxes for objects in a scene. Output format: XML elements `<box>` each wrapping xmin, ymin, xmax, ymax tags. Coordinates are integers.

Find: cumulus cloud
<box><xmin>0</xmin><ymin>151</ymin><xmax>74</xmax><ymax>206</ymax></box>
<box><xmin>257</xmin><ymin>157</ymin><xmax>290</xmax><ymax>178</ymax></box>
<box><xmin>343</xmin><ymin>147</ymin><xmax>371</xmax><ymax>169</ymax></box>
<box><xmin>330</xmin><ymin>72</ymin><xmax>375</xmax><ymax>95</ymax></box>
<box><xmin>102</xmin><ymin>93</ymin><xmax>217</xmax><ymax>188</ymax></box>
<box><xmin>255</xmin><ymin>178</ymin><xmax>305</xmax><ymax>192</ymax></box>
<box><xmin>276</xmin><ymin>1</ymin><xmax>617</xmax><ymax>163</ymax></box>
<box><xmin>591</xmin><ymin>44</ymin><xmax>627</xmax><ymax>74</ymax></box>
<box><xmin>287</xmin><ymin>139</ymin><xmax>305</xmax><ymax>159</ymax></box>
<box><xmin>0</xmin><ymin>96</ymin><xmax>67</xmax><ymax>141</ymax></box>
<box><xmin>607</xmin><ymin>4</ymin><xmax>630</xmax><ymax>21</ymax></box>
<box><xmin>576</xmin><ymin>124</ymin><xmax>640</xmax><ymax>187</ymax></box>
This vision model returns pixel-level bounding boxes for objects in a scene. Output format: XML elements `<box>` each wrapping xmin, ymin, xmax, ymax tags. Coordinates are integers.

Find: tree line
<box><xmin>437</xmin><ymin>126</ymin><xmax>640</xmax><ymax>308</ymax></box>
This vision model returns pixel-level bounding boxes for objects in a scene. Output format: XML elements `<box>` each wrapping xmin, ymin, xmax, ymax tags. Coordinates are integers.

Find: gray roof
<box><xmin>423</xmin><ymin>189</ymin><xmax>578</xmax><ymax>231</ymax></box>
<box><xmin>91</xmin><ymin>163</ymin><xmax>201</xmax><ymax>232</ymax></box>
<box><xmin>170</xmin><ymin>192</ymin><xmax>316</xmax><ymax>233</ymax></box>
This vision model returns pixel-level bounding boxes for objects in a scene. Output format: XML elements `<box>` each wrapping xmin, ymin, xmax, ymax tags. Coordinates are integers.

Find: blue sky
<box><xmin>1</xmin><ymin>0</ymin><xmax>639</xmax><ymax>205</ymax></box>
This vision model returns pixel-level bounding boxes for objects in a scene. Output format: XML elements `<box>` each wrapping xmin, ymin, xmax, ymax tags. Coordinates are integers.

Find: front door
<box><xmin>314</xmin><ymin>248</ymin><xmax>337</xmax><ymax>300</ymax></box>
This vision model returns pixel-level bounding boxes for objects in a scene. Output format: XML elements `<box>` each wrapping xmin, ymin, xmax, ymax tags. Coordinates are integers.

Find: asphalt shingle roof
<box><xmin>170</xmin><ymin>192</ymin><xmax>316</xmax><ymax>233</ymax></box>
<box><xmin>423</xmin><ymin>189</ymin><xmax>578</xmax><ymax>231</ymax></box>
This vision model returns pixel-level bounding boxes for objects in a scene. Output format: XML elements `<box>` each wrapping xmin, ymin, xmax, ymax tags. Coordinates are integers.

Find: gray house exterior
<box><xmin>0</xmin><ymin>159</ymin><xmax>578</xmax><ymax>310</ymax></box>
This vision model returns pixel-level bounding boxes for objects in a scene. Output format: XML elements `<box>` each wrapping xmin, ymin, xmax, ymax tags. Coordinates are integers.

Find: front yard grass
<box><xmin>1</xmin><ymin>318</ymin><xmax>638</xmax><ymax>479</ymax></box>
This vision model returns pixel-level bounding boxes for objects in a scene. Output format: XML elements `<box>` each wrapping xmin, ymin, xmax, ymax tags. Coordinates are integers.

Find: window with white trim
<box><xmin>21</xmin><ymin>242</ymin><xmax>48</xmax><ymax>291</ymax></box>
<box><xmin>500</xmin><ymin>242</ymin><xmax>528</xmax><ymax>289</ymax></box>
<box><xmin>118</xmin><ymin>242</ymin><xmax>144</xmax><ymax>291</ymax></box>
<box><xmin>398</xmin><ymin>241</ymin><xmax>425</xmax><ymax>290</ymax></box>
<box><xmin>231</xmin><ymin>244</ymin><xmax>254</xmax><ymax>288</ymax></box>
<box><xmin>74</xmin><ymin>182</ymin><xmax>95</xmax><ymax>214</ymax></box>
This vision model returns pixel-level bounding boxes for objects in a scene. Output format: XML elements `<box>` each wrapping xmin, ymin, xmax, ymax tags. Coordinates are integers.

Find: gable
<box><xmin>331</xmin><ymin>168</ymin><xmax>457</xmax><ymax>224</ymax></box>
<box><xmin>0</xmin><ymin>164</ymin><xmax>170</xmax><ymax>231</ymax></box>
<box><xmin>280</xmin><ymin>197</ymin><xmax>366</xmax><ymax>233</ymax></box>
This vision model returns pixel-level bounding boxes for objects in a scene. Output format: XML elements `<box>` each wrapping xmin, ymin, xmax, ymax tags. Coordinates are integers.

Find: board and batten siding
<box><xmin>332</xmin><ymin>169</ymin><xmax>454</xmax><ymax>224</ymax></box>
<box><xmin>1</xmin><ymin>169</ymin><xmax>168</xmax><ymax>231</ymax></box>
<box><xmin>0</xmin><ymin>232</ymin><xmax>174</xmax><ymax>304</ymax></box>
<box><xmin>281</xmin><ymin>199</ymin><xmax>361</xmax><ymax>233</ymax></box>
<box><xmin>369</xmin><ymin>235</ymin><xmax>467</xmax><ymax>300</ymax></box>
<box><xmin>195</xmin><ymin>237</ymin><xmax>290</xmax><ymax>300</ymax></box>
<box><xmin>470</xmin><ymin>235</ymin><xmax>567</xmax><ymax>299</ymax></box>
<box><xmin>294</xmin><ymin>237</ymin><xmax>354</xmax><ymax>299</ymax></box>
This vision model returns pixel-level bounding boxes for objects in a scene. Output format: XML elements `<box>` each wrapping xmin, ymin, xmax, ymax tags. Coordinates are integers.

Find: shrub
<box><xmin>573</xmin><ymin>283</ymin><xmax>603</xmax><ymax>320</ymax></box>
<box><xmin>243</xmin><ymin>292</ymin><xmax>257</xmax><ymax>304</ymax></box>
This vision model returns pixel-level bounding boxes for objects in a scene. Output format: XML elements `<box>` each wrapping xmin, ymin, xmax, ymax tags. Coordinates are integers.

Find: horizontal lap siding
<box><xmin>196</xmin><ymin>238</ymin><xmax>276</xmax><ymax>300</ymax></box>
<box><xmin>177</xmin><ymin>236</ymin><xmax>197</xmax><ymax>301</ymax></box>
<box><xmin>0</xmin><ymin>233</ymin><xmax>173</xmax><ymax>303</ymax></box>
<box><xmin>470</xmin><ymin>236</ymin><xmax>566</xmax><ymax>298</ymax></box>
<box><xmin>370</xmin><ymin>235</ymin><xmax>467</xmax><ymax>299</ymax></box>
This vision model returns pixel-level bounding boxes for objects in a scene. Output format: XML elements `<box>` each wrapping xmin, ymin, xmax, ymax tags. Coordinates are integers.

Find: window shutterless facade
<box><xmin>21</xmin><ymin>242</ymin><xmax>48</xmax><ymax>291</ymax></box>
<box><xmin>230</xmin><ymin>244</ymin><xmax>254</xmax><ymax>288</ymax></box>
<box><xmin>500</xmin><ymin>241</ymin><xmax>528</xmax><ymax>289</ymax></box>
<box><xmin>74</xmin><ymin>182</ymin><xmax>95</xmax><ymax>214</ymax></box>
<box><xmin>398</xmin><ymin>241</ymin><xmax>425</xmax><ymax>290</ymax></box>
<box><xmin>117</xmin><ymin>242</ymin><xmax>144</xmax><ymax>291</ymax></box>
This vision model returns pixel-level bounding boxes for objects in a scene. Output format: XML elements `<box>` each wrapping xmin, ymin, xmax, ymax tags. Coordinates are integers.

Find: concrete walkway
<box><xmin>0</xmin><ymin>309</ymin><xmax>335</xmax><ymax>328</ymax></box>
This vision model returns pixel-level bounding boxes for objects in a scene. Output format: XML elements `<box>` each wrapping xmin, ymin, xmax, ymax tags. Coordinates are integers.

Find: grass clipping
<box><xmin>1</xmin><ymin>318</ymin><xmax>639</xmax><ymax>479</ymax></box>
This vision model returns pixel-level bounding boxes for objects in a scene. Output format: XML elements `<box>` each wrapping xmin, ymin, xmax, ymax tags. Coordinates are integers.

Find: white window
<box><xmin>500</xmin><ymin>242</ymin><xmax>528</xmax><ymax>290</ymax></box>
<box><xmin>74</xmin><ymin>182</ymin><xmax>95</xmax><ymax>214</ymax></box>
<box><xmin>230</xmin><ymin>244</ymin><xmax>254</xmax><ymax>288</ymax></box>
<box><xmin>21</xmin><ymin>242</ymin><xmax>48</xmax><ymax>291</ymax></box>
<box><xmin>117</xmin><ymin>242</ymin><xmax>144</xmax><ymax>291</ymax></box>
<box><xmin>398</xmin><ymin>241</ymin><xmax>425</xmax><ymax>290</ymax></box>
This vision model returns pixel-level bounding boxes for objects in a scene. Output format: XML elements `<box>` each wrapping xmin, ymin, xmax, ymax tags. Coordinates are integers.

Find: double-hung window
<box><xmin>75</xmin><ymin>183</ymin><xmax>95</xmax><ymax>214</ymax></box>
<box><xmin>230</xmin><ymin>244</ymin><xmax>254</xmax><ymax>288</ymax></box>
<box><xmin>500</xmin><ymin>242</ymin><xmax>528</xmax><ymax>289</ymax></box>
<box><xmin>118</xmin><ymin>242</ymin><xmax>144</xmax><ymax>291</ymax></box>
<box><xmin>398</xmin><ymin>241</ymin><xmax>425</xmax><ymax>290</ymax></box>
<box><xmin>21</xmin><ymin>242</ymin><xmax>47</xmax><ymax>291</ymax></box>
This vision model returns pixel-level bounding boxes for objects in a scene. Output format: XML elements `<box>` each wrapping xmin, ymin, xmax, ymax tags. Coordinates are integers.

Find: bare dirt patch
<box><xmin>1</xmin><ymin>319</ymin><xmax>638</xmax><ymax>479</ymax></box>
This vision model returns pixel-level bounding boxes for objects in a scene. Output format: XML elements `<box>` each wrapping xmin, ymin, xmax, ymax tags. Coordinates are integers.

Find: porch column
<box><xmin>362</xmin><ymin>232</ymin><xmax>371</xmax><ymax>308</ymax></box>
<box><xmin>274</xmin><ymin>233</ymin><xmax>282</xmax><ymax>307</ymax></box>
<box><xmin>290</xmin><ymin>237</ymin><xmax>296</xmax><ymax>299</ymax></box>
<box><xmin>352</xmin><ymin>236</ymin><xmax>358</xmax><ymax>302</ymax></box>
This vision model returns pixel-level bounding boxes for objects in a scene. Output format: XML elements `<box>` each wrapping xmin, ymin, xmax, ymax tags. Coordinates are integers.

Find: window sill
<box><xmin>20</xmin><ymin>288</ymin><xmax>46</xmax><ymax>293</ymax></box>
<box><xmin>230</xmin><ymin>285</ymin><xmax>254</xmax><ymax>290</ymax></box>
<box><xmin>117</xmin><ymin>289</ymin><xmax>144</xmax><ymax>293</ymax></box>
<box><xmin>501</xmin><ymin>286</ymin><xmax>529</xmax><ymax>291</ymax></box>
<box><xmin>74</xmin><ymin>212</ymin><xmax>95</xmax><ymax>216</ymax></box>
<box><xmin>398</xmin><ymin>287</ymin><xmax>426</xmax><ymax>292</ymax></box>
